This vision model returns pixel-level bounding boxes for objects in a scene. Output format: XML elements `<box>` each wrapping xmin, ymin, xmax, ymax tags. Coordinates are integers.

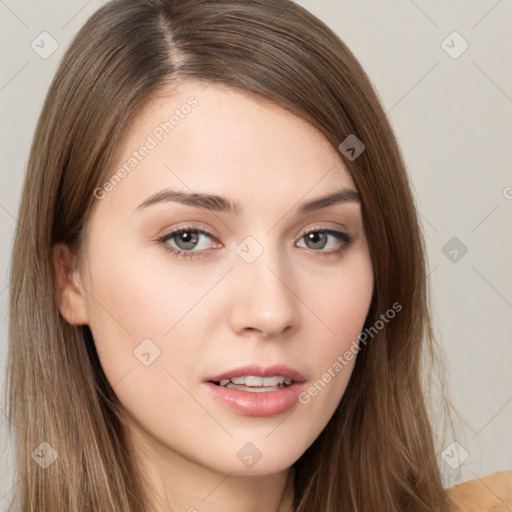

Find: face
<box><xmin>56</xmin><ymin>81</ymin><xmax>374</xmax><ymax>477</ymax></box>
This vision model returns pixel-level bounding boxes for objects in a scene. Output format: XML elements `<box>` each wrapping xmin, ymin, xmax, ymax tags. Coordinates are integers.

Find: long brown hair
<box><xmin>6</xmin><ymin>0</ymin><xmax>457</xmax><ymax>510</ymax></box>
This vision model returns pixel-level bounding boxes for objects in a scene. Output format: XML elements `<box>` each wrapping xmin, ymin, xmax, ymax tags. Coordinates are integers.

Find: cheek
<box><xmin>81</xmin><ymin>239</ymin><xmax>225</xmax><ymax>385</ymax></box>
<box><xmin>306</xmin><ymin>250</ymin><xmax>374</xmax><ymax>351</ymax></box>
<box><xmin>85</xmin><ymin>218</ymin><xmax>222</xmax><ymax>326</ymax></box>
<box><xmin>81</xmin><ymin>253</ymin><xmax>222</xmax><ymax>438</ymax></box>
<box><xmin>295</xmin><ymin>252</ymin><xmax>373</xmax><ymax>412</ymax></box>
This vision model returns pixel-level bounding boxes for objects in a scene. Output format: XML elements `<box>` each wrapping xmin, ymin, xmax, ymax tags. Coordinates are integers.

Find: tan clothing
<box><xmin>447</xmin><ymin>471</ymin><xmax>512</xmax><ymax>512</ymax></box>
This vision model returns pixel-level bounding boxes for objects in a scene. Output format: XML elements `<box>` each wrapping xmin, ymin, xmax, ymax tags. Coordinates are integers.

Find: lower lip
<box><xmin>204</xmin><ymin>381</ymin><xmax>306</xmax><ymax>416</ymax></box>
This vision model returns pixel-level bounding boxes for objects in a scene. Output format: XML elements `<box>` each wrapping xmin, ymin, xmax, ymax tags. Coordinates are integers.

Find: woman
<box><xmin>5</xmin><ymin>0</ymin><xmax>511</xmax><ymax>510</ymax></box>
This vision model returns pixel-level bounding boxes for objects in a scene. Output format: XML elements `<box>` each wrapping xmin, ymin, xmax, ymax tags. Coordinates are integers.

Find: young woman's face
<box><xmin>63</xmin><ymin>81</ymin><xmax>374</xmax><ymax>476</ymax></box>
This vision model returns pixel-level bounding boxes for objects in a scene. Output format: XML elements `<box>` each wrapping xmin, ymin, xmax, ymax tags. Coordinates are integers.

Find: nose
<box><xmin>228</xmin><ymin>244</ymin><xmax>300</xmax><ymax>339</ymax></box>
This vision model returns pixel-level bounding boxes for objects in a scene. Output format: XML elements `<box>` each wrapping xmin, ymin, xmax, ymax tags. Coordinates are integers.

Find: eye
<box><xmin>296</xmin><ymin>228</ymin><xmax>354</xmax><ymax>254</ymax></box>
<box><xmin>156</xmin><ymin>224</ymin><xmax>219</xmax><ymax>260</ymax></box>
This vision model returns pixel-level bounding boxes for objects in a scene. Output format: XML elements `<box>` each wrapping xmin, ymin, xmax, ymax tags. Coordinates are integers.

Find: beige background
<box><xmin>1</xmin><ymin>0</ymin><xmax>511</xmax><ymax>503</ymax></box>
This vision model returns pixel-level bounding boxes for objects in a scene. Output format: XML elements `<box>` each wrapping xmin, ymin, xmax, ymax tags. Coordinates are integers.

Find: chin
<box><xmin>204</xmin><ymin>437</ymin><xmax>310</xmax><ymax>477</ymax></box>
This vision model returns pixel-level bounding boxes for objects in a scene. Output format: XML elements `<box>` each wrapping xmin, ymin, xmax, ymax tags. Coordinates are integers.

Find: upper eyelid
<box><xmin>160</xmin><ymin>224</ymin><xmax>349</xmax><ymax>238</ymax></box>
<box><xmin>159</xmin><ymin>222</ymin><xmax>217</xmax><ymax>239</ymax></box>
<box><xmin>162</xmin><ymin>220</ymin><xmax>349</xmax><ymax>236</ymax></box>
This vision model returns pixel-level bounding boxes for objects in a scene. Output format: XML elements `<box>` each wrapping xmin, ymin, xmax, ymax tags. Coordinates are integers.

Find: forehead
<box><xmin>95</xmin><ymin>81</ymin><xmax>357</xmax><ymax>216</ymax></box>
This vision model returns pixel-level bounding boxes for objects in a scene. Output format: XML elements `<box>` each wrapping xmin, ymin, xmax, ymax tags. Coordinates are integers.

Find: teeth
<box><xmin>262</xmin><ymin>376</ymin><xmax>285</xmax><ymax>386</ymax></box>
<box><xmin>216</xmin><ymin>375</ymin><xmax>293</xmax><ymax>388</ymax></box>
<box><xmin>244</xmin><ymin>376</ymin><xmax>263</xmax><ymax>386</ymax></box>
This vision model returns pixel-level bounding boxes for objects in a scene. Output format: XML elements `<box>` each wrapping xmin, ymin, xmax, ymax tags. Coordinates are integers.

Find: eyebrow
<box><xmin>134</xmin><ymin>187</ymin><xmax>360</xmax><ymax>215</ymax></box>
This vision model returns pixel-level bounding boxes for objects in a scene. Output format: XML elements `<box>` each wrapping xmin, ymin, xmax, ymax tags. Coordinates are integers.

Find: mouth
<box><xmin>204</xmin><ymin>364</ymin><xmax>307</xmax><ymax>416</ymax></box>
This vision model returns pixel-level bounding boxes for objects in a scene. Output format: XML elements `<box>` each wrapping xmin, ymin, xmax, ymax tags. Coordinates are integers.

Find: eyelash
<box><xmin>156</xmin><ymin>223</ymin><xmax>355</xmax><ymax>261</ymax></box>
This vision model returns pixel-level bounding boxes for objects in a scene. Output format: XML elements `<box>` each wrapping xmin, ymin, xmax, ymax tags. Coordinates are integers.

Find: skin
<box><xmin>54</xmin><ymin>81</ymin><xmax>374</xmax><ymax>512</ymax></box>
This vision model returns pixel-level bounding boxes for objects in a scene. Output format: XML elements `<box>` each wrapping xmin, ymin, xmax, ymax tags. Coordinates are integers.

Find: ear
<box><xmin>53</xmin><ymin>242</ymin><xmax>89</xmax><ymax>325</ymax></box>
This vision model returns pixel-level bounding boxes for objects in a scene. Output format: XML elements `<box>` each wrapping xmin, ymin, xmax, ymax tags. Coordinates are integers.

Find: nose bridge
<box><xmin>229</xmin><ymin>234</ymin><xmax>299</xmax><ymax>337</ymax></box>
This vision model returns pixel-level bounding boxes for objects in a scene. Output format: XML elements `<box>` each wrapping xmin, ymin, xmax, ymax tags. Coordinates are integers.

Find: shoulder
<box><xmin>446</xmin><ymin>471</ymin><xmax>512</xmax><ymax>512</ymax></box>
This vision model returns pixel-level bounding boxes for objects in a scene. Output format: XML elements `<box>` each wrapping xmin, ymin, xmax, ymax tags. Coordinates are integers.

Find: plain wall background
<box><xmin>1</xmin><ymin>0</ymin><xmax>511</xmax><ymax>504</ymax></box>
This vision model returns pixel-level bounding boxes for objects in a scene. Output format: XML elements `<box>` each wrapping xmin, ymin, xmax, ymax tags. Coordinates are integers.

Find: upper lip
<box><xmin>205</xmin><ymin>364</ymin><xmax>306</xmax><ymax>383</ymax></box>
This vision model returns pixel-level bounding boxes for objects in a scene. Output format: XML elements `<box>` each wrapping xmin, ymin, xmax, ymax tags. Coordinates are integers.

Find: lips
<box><xmin>203</xmin><ymin>364</ymin><xmax>307</xmax><ymax>416</ymax></box>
